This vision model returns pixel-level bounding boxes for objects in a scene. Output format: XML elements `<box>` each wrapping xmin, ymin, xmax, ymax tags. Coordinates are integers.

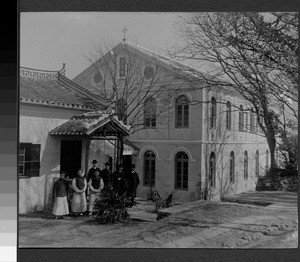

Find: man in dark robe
<box><xmin>125</xmin><ymin>164</ymin><xmax>140</xmax><ymax>204</ymax></box>
<box><xmin>100</xmin><ymin>162</ymin><xmax>111</xmax><ymax>192</ymax></box>
<box><xmin>112</xmin><ymin>164</ymin><xmax>126</xmax><ymax>196</ymax></box>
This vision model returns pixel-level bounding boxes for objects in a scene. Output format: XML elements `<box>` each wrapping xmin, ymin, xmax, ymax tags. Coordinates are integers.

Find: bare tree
<box><xmin>169</xmin><ymin>12</ymin><xmax>298</xmax><ymax>171</ymax></box>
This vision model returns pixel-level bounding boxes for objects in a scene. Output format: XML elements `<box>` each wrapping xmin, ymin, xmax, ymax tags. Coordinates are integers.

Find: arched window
<box><xmin>175</xmin><ymin>95</ymin><xmax>189</xmax><ymax>128</ymax></box>
<box><xmin>255</xmin><ymin>150</ymin><xmax>260</xmax><ymax>177</ymax></box>
<box><xmin>143</xmin><ymin>150</ymin><xmax>156</xmax><ymax>186</ymax></box>
<box><xmin>209</xmin><ymin>152</ymin><xmax>216</xmax><ymax>187</ymax></box>
<box><xmin>226</xmin><ymin>101</ymin><xmax>231</xmax><ymax>130</ymax></box>
<box><xmin>119</xmin><ymin>57</ymin><xmax>126</xmax><ymax>78</ymax></box>
<box><xmin>250</xmin><ymin>108</ymin><xmax>254</xmax><ymax>133</ymax></box>
<box><xmin>265</xmin><ymin>149</ymin><xmax>269</xmax><ymax>173</ymax></box>
<box><xmin>239</xmin><ymin>105</ymin><xmax>244</xmax><ymax>131</ymax></box>
<box><xmin>244</xmin><ymin>151</ymin><xmax>248</xmax><ymax>180</ymax></box>
<box><xmin>229</xmin><ymin>151</ymin><xmax>235</xmax><ymax>183</ymax></box>
<box><xmin>175</xmin><ymin>151</ymin><xmax>189</xmax><ymax>189</ymax></box>
<box><xmin>258</xmin><ymin>114</ymin><xmax>263</xmax><ymax>133</ymax></box>
<box><xmin>244</xmin><ymin>110</ymin><xmax>248</xmax><ymax>132</ymax></box>
<box><xmin>144</xmin><ymin>97</ymin><xmax>156</xmax><ymax>128</ymax></box>
<box><xmin>210</xmin><ymin>97</ymin><xmax>217</xmax><ymax>129</ymax></box>
<box><xmin>255</xmin><ymin>115</ymin><xmax>259</xmax><ymax>133</ymax></box>
<box><xmin>116</xmin><ymin>98</ymin><xmax>127</xmax><ymax>124</ymax></box>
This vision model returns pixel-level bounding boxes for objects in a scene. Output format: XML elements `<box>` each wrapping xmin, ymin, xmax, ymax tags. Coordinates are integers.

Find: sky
<box><xmin>20</xmin><ymin>12</ymin><xmax>184</xmax><ymax>79</ymax></box>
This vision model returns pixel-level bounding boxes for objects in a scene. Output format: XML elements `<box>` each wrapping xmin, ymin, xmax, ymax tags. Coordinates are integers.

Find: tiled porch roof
<box><xmin>49</xmin><ymin>112</ymin><xmax>130</xmax><ymax>137</ymax></box>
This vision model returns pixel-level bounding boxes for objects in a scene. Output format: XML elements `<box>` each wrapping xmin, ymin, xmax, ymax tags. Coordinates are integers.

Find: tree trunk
<box><xmin>266</xmin><ymin>134</ymin><xmax>278</xmax><ymax>171</ymax></box>
<box><xmin>117</xmin><ymin>135</ymin><xmax>124</xmax><ymax>166</ymax></box>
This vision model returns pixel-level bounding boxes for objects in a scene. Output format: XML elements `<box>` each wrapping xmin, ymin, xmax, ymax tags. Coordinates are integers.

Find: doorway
<box><xmin>60</xmin><ymin>140</ymin><xmax>82</xmax><ymax>179</ymax></box>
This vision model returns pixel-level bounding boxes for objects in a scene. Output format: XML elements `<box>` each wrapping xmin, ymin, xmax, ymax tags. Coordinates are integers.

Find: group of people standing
<box><xmin>52</xmin><ymin>159</ymin><xmax>139</xmax><ymax>219</ymax></box>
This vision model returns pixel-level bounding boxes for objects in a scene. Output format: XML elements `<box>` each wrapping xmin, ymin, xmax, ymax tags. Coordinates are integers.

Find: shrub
<box><xmin>94</xmin><ymin>190</ymin><xmax>132</xmax><ymax>224</ymax></box>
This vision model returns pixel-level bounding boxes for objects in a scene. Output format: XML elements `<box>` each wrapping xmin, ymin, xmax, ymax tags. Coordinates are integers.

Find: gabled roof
<box><xmin>116</xmin><ymin>42</ymin><xmax>247</xmax><ymax>96</ymax></box>
<box><xmin>74</xmin><ymin>41</ymin><xmax>214</xmax><ymax>82</ymax></box>
<box><xmin>49</xmin><ymin>111</ymin><xmax>130</xmax><ymax>137</ymax></box>
<box><xmin>20</xmin><ymin>64</ymin><xmax>110</xmax><ymax>110</ymax></box>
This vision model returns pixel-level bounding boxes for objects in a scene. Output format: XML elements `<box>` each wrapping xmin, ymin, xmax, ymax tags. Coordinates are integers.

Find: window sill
<box><xmin>175</xmin><ymin>126</ymin><xmax>189</xmax><ymax>129</ymax></box>
<box><xmin>174</xmin><ymin>187</ymin><xmax>188</xmax><ymax>191</ymax></box>
<box><xmin>19</xmin><ymin>176</ymin><xmax>31</xmax><ymax>179</ymax></box>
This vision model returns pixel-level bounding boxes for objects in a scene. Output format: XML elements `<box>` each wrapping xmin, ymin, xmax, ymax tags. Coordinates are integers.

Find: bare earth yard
<box><xmin>19</xmin><ymin>191</ymin><xmax>298</xmax><ymax>248</ymax></box>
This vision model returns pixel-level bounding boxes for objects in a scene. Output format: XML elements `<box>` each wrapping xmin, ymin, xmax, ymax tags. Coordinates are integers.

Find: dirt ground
<box><xmin>19</xmin><ymin>192</ymin><xmax>298</xmax><ymax>248</ymax></box>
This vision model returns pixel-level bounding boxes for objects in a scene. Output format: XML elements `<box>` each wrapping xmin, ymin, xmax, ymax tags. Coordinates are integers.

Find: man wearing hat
<box><xmin>100</xmin><ymin>162</ymin><xmax>111</xmax><ymax>192</ymax></box>
<box><xmin>112</xmin><ymin>164</ymin><xmax>126</xmax><ymax>196</ymax></box>
<box><xmin>125</xmin><ymin>164</ymin><xmax>140</xmax><ymax>204</ymax></box>
<box><xmin>87</xmin><ymin>160</ymin><xmax>101</xmax><ymax>185</ymax></box>
<box><xmin>86</xmin><ymin>160</ymin><xmax>101</xmax><ymax>199</ymax></box>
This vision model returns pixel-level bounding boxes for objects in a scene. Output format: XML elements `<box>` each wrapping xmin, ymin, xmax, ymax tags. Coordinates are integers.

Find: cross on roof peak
<box><xmin>122</xmin><ymin>26</ymin><xmax>128</xmax><ymax>42</ymax></box>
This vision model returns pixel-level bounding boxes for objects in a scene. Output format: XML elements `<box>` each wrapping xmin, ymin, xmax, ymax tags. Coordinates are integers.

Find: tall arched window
<box><xmin>226</xmin><ymin>101</ymin><xmax>231</xmax><ymax>130</ymax></box>
<box><xmin>144</xmin><ymin>150</ymin><xmax>156</xmax><ymax>186</ymax></box>
<box><xmin>144</xmin><ymin>97</ymin><xmax>156</xmax><ymax>128</ymax></box>
<box><xmin>258</xmin><ymin>114</ymin><xmax>263</xmax><ymax>133</ymax></box>
<box><xmin>255</xmin><ymin>150</ymin><xmax>260</xmax><ymax>177</ymax></box>
<box><xmin>229</xmin><ymin>151</ymin><xmax>235</xmax><ymax>183</ymax></box>
<box><xmin>119</xmin><ymin>57</ymin><xmax>126</xmax><ymax>78</ymax></box>
<box><xmin>210</xmin><ymin>97</ymin><xmax>217</xmax><ymax>129</ymax></box>
<box><xmin>265</xmin><ymin>149</ymin><xmax>269</xmax><ymax>173</ymax></box>
<box><xmin>254</xmin><ymin>115</ymin><xmax>257</xmax><ymax>133</ymax></box>
<box><xmin>175</xmin><ymin>95</ymin><xmax>189</xmax><ymax>128</ymax></box>
<box><xmin>209</xmin><ymin>152</ymin><xmax>216</xmax><ymax>187</ymax></box>
<box><xmin>175</xmin><ymin>151</ymin><xmax>189</xmax><ymax>189</ymax></box>
<box><xmin>239</xmin><ymin>105</ymin><xmax>244</xmax><ymax>131</ymax></box>
<box><xmin>250</xmin><ymin>108</ymin><xmax>254</xmax><ymax>133</ymax></box>
<box><xmin>255</xmin><ymin>115</ymin><xmax>259</xmax><ymax>133</ymax></box>
<box><xmin>244</xmin><ymin>110</ymin><xmax>248</xmax><ymax>132</ymax></box>
<box><xmin>244</xmin><ymin>151</ymin><xmax>248</xmax><ymax>180</ymax></box>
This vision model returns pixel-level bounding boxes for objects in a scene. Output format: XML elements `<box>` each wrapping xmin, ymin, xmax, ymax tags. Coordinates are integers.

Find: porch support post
<box><xmin>85</xmin><ymin>138</ymin><xmax>91</xmax><ymax>175</ymax></box>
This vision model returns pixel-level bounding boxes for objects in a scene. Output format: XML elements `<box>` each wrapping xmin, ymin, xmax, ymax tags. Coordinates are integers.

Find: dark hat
<box><xmin>131</xmin><ymin>164</ymin><xmax>136</xmax><ymax>168</ymax></box>
<box><xmin>92</xmin><ymin>159</ymin><xmax>98</xmax><ymax>164</ymax></box>
<box><xmin>104</xmin><ymin>162</ymin><xmax>111</xmax><ymax>166</ymax></box>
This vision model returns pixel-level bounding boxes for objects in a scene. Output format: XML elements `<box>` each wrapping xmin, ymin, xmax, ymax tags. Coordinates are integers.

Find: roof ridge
<box><xmin>58</xmin><ymin>73</ymin><xmax>111</xmax><ymax>105</ymax></box>
<box><xmin>124</xmin><ymin>41</ymin><xmax>175</xmax><ymax>62</ymax></box>
<box><xmin>122</xmin><ymin>41</ymin><xmax>213</xmax><ymax>80</ymax></box>
<box><xmin>20</xmin><ymin>64</ymin><xmax>66</xmax><ymax>79</ymax></box>
<box><xmin>20</xmin><ymin>97</ymin><xmax>95</xmax><ymax>110</ymax></box>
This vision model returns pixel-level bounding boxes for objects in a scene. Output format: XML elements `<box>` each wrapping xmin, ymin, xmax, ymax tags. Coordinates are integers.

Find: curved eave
<box><xmin>20</xmin><ymin>98</ymin><xmax>96</xmax><ymax>111</ymax></box>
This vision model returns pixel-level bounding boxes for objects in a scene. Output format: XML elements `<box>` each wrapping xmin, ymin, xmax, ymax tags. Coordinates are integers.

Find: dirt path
<box><xmin>19</xmin><ymin>198</ymin><xmax>297</xmax><ymax>248</ymax></box>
